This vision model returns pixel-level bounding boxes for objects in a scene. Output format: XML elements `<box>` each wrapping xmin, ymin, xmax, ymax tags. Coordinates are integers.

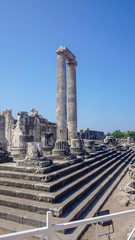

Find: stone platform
<box><xmin>0</xmin><ymin>148</ymin><xmax>134</xmax><ymax>239</ymax></box>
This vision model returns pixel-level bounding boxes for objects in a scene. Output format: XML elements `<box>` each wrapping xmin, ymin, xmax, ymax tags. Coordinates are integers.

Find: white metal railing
<box><xmin>127</xmin><ymin>226</ymin><xmax>135</xmax><ymax>240</ymax></box>
<box><xmin>0</xmin><ymin>209</ymin><xmax>135</xmax><ymax>240</ymax></box>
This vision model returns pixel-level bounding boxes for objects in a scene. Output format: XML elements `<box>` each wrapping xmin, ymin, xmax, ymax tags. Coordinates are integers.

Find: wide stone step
<box><xmin>65</xmin><ymin>152</ymin><xmax>135</xmax><ymax>223</ymax></box>
<box><xmin>0</xmin><ymin>150</ymin><xmax>133</xmax><ymax>239</ymax></box>
<box><xmin>52</xmin><ymin>151</ymin><xmax>127</xmax><ymax>203</ymax></box>
<box><xmin>0</xmin><ymin>149</ymin><xmax>115</xmax><ymax>182</ymax></box>
<box><xmin>0</xmin><ymin>152</ymin><xmax>132</xmax><ymax>219</ymax></box>
<box><xmin>46</xmin><ymin>151</ymin><xmax>121</xmax><ymax>190</ymax></box>
<box><xmin>43</xmin><ymin>150</ymin><xmax>118</xmax><ymax>182</ymax></box>
<box><xmin>0</xmin><ymin>153</ymin><xmax>122</xmax><ymax>202</ymax></box>
<box><xmin>0</xmin><ymin>194</ymin><xmax>60</xmax><ymax>216</ymax></box>
<box><xmin>0</xmin><ymin>157</ymin><xmax>131</xmax><ymax>240</ymax></box>
<box><xmin>0</xmin><ymin>150</ymin><xmax>119</xmax><ymax>192</ymax></box>
<box><xmin>57</xmin><ymin>157</ymin><xmax>131</xmax><ymax>240</ymax></box>
<box><xmin>0</xmin><ymin>205</ymin><xmax>46</xmax><ymax>227</ymax></box>
<box><xmin>0</xmin><ymin>149</ymin><xmax>109</xmax><ymax>174</ymax></box>
<box><xmin>45</xmin><ymin>150</ymin><xmax>126</xmax><ymax>192</ymax></box>
<box><xmin>46</xmin><ymin>151</ymin><xmax>134</xmax><ymax>237</ymax></box>
<box><xmin>0</xmin><ymin>185</ymin><xmax>56</xmax><ymax>202</ymax></box>
<box><xmin>0</xmin><ymin>152</ymin><xmax>125</xmax><ymax>215</ymax></box>
<box><xmin>0</xmin><ymin>205</ymin><xmax>57</xmax><ymax>228</ymax></box>
<box><xmin>0</xmin><ymin>177</ymin><xmax>51</xmax><ymax>191</ymax></box>
<box><xmin>0</xmin><ymin>170</ymin><xmax>45</xmax><ymax>181</ymax></box>
<box><xmin>56</xmin><ymin>151</ymin><xmax>134</xmax><ymax>216</ymax></box>
<box><xmin>0</xmin><ymin>151</ymin><xmax>131</xmax><ymax>205</ymax></box>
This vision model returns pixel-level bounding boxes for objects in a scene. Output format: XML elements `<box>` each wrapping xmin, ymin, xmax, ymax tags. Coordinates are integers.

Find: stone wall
<box><xmin>0</xmin><ymin>109</ymin><xmax>56</xmax><ymax>155</ymax></box>
<box><xmin>78</xmin><ymin>128</ymin><xmax>105</xmax><ymax>141</ymax></box>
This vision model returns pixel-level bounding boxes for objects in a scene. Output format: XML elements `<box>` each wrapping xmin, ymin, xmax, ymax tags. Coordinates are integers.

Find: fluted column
<box><xmin>67</xmin><ymin>59</ymin><xmax>77</xmax><ymax>144</ymax></box>
<box><xmin>52</xmin><ymin>47</ymin><xmax>68</xmax><ymax>156</ymax></box>
<box><xmin>56</xmin><ymin>50</ymin><xmax>67</xmax><ymax>141</ymax></box>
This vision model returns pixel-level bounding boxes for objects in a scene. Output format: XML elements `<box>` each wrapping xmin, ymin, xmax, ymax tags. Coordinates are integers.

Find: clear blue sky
<box><xmin>0</xmin><ymin>0</ymin><xmax>135</xmax><ymax>134</ymax></box>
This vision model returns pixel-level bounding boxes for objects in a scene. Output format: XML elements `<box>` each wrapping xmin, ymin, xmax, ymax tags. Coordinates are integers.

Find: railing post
<box><xmin>46</xmin><ymin>211</ymin><xmax>52</xmax><ymax>240</ymax></box>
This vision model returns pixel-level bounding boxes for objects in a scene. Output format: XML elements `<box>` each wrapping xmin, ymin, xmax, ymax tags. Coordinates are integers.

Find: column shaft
<box><xmin>68</xmin><ymin>61</ymin><xmax>77</xmax><ymax>144</ymax></box>
<box><xmin>56</xmin><ymin>53</ymin><xmax>67</xmax><ymax>141</ymax></box>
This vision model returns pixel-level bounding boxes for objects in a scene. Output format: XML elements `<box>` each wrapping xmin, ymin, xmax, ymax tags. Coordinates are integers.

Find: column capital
<box><xmin>67</xmin><ymin>59</ymin><xmax>77</xmax><ymax>66</ymax></box>
<box><xmin>56</xmin><ymin>46</ymin><xmax>76</xmax><ymax>60</ymax></box>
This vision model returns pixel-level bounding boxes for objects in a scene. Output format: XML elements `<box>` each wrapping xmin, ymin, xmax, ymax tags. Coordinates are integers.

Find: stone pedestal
<box><xmin>11</xmin><ymin>111</ymin><xmax>28</xmax><ymax>160</ymax></box>
<box><xmin>11</xmin><ymin>147</ymin><xmax>27</xmax><ymax>160</ymax></box>
<box><xmin>43</xmin><ymin>145</ymin><xmax>53</xmax><ymax>155</ymax></box>
<box><xmin>126</xmin><ymin>181</ymin><xmax>135</xmax><ymax>201</ymax></box>
<box><xmin>83</xmin><ymin>139</ymin><xmax>95</xmax><ymax>153</ymax></box>
<box><xmin>70</xmin><ymin>139</ymin><xmax>83</xmax><ymax>155</ymax></box>
<box><xmin>17</xmin><ymin>142</ymin><xmax>52</xmax><ymax>168</ymax></box>
<box><xmin>127</xmin><ymin>137</ymin><xmax>131</xmax><ymax>145</ymax></box>
<box><xmin>52</xmin><ymin>140</ymin><xmax>69</xmax><ymax>156</ymax></box>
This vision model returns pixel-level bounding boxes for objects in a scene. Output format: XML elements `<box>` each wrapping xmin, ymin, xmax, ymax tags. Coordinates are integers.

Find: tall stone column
<box><xmin>67</xmin><ymin>59</ymin><xmax>77</xmax><ymax>144</ymax></box>
<box><xmin>56</xmin><ymin>50</ymin><xmax>67</xmax><ymax>141</ymax></box>
<box><xmin>52</xmin><ymin>47</ymin><xmax>68</xmax><ymax>155</ymax></box>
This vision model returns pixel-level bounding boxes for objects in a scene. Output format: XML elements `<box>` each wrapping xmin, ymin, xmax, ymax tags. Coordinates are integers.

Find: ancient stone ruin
<box><xmin>0</xmin><ymin>46</ymin><xmax>106</xmax><ymax>164</ymax></box>
<box><xmin>18</xmin><ymin>142</ymin><xmax>52</xmax><ymax>169</ymax></box>
<box><xmin>0</xmin><ymin>108</ymin><xmax>56</xmax><ymax>162</ymax></box>
<box><xmin>78</xmin><ymin>128</ymin><xmax>105</xmax><ymax>141</ymax></box>
<box><xmin>52</xmin><ymin>46</ymin><xmax>79</xmax><ymax>156</ymax></box>
<box><xmin>0</xmin><ymin>46</ymin><xmax>135</xmax><ymax>240</ymax></box>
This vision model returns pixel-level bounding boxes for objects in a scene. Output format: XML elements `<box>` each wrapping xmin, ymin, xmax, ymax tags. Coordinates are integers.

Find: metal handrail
<box><xmin>0</xmin><ymin>209</ymin><xmax>135</xmax><ymax>240</ymax></box>
<box><xmin>127</xmin><ymin>226</ymin><xmax>135</xmax><ymax>240</ymax></box>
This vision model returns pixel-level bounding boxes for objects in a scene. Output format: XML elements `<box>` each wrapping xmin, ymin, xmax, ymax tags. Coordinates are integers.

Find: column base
<box><xmin>43</xmin><ymin>146</ymin><xmax>53</xmax><ymax>155</ymax></box>
<box><xmin>11</xmin><ymin>147</ymin><xmax>27</xmax><ymax>161</ymax></box>
<box><xmin>70</xmin><ymin>139</ymin><xmax>83</xmax><ymax>156</ymax></box>
<box><xmin>17</xmin><ymin>156</ymin><xmax>52</xmax><ymax>168</ymax></box>
<box><xmin>83</xmin><ymin>140</ymin><xmax>95</xmax><ymax>153</ymax></box>
<box><xmin>52</xmin><ymin>140</ymin><xmax>69</xmax><ymax>156</ymax></box>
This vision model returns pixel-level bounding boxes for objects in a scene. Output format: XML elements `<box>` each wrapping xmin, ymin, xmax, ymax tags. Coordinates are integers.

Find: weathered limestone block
<box><xmin>26</xmin><ymin>142</ymin><xmax>43</xmax><ymax>159</ymax></box>
<box><xmin>126</xmin><ymin>181</ymin><xmax>135</xmax><ymax>200</ymax></box>
<box><xmin>128</xmin><ymin>163</ymin><xmax>135</xmax><ymax>179</ymax></box>
<box><xmin>127</xmin><ymin>137</ymin><xmax>132</xmax><ymax>145</ymax></box>
<box><xmin>0</xmin><ymin>109</ymin><xmax>14</xmax><ymax>150</ymax></box>
<box><xmin>83</xmin><ymin>139</ymin><xmax>95</xmax><ymax>153</ymax></box>
<box><xmin>11</xmin><ymin>111</ymin><xmax>28</xmax><ymax>160</ymax></box>
<box><xmin>104</xmin><ymin>136</ymin><xmax>117</xmax><ymax>146</ymax></box>
<box><xmin>0</xmin><ymin>149</ymin><xmax>13</xmax><ymax>163</ymax></box>
<box><xmin>18</xmin><ymin>142</ymin><xmax>52</xmax><ymax>168</ymax></box>
<box><xmin>78</xmin><ymin>128</ymin><xmax>105</xmax><ymax>141</ymax></box>
<box><xmin>122</xmin><ymin>143</ymin><xmax>129</xmax><ymax>150</ymax></box>
<box><xmin>4</xmin><ymin>109</ymin><xmax>14</xmax><ymax>150</ymax></box>
<box><xmin>70</xmin><ymin>139</ymin><xmax>83</xmax><ymax>155</ymax></box>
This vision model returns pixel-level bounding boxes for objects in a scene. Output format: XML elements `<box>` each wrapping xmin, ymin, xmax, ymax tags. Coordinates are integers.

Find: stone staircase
<box><xmin>0</xmin><ymin>148</ymin><xmax>134</xmax><ymax>239</ymax></box>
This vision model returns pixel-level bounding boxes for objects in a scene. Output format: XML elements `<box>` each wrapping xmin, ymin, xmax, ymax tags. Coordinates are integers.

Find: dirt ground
<box><xmin>81</xmin><ymin>172</ymin><xmax>135</xmax><ymax>240</ymax></box>
<box><xmin>0</xmin><ymin>172</ymin><xmax>135</xmax><ymax>240</ymax></box>
<box><xmin>0</xmin><ymin>228</ymin><xmax>38</xmax><ymax>240</ymax></box>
